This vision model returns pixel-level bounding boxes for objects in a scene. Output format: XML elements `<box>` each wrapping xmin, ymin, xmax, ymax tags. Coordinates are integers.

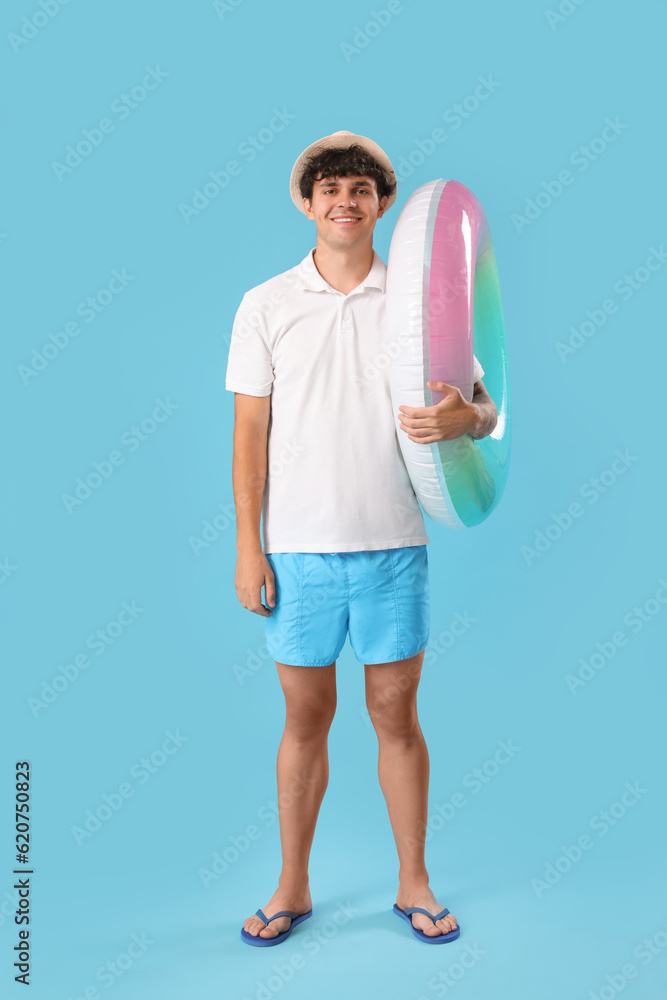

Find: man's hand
<box><xmin>398</xmin><ymin>380</ymin><xmax>485</xmax><ymax>443</ymax></box>
<box><xmin>235</xmin><ymin>548</ymin><xmax>275</xmax><ymax>617</ymax></box>
<box><xmin>398</xmin><ymin>379</ymin><xmax>498</xmax><ymax>443</ymax></box>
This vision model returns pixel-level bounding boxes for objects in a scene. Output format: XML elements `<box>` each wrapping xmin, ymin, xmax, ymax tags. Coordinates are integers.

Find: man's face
<box><xmin>303</xmin><ymin>174</ymin><xmax>388</xmax><ymax>248</ymax></box>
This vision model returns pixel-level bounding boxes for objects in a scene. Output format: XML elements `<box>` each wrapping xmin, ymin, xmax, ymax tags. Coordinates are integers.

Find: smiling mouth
<box><xmin>330</xmin><ymin>217</ymin><xmax>362</xmax><ymax>225</ymax></box>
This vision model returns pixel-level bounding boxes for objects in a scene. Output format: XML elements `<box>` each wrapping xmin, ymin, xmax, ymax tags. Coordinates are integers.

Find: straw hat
<box><xmin>289</xmin><ymin>129</ymin><xmax>397</xmax><ymax>215</ymax></box>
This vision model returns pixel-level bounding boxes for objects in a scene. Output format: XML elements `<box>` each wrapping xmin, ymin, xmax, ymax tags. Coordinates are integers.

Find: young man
<box><xmin>225</xmin><ymin>130</ymin><xmax>498</xmax><ymax>946</ymax></box>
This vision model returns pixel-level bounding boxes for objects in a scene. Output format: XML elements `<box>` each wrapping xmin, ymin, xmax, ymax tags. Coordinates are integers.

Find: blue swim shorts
<box><xmin>263</xmin><ymin>545</ymin><xmax>430</xmax><ymax>667</ymax></box>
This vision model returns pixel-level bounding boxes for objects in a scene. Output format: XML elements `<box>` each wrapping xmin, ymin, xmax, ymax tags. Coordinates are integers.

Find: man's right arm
<box><xmin>231</xmin><ymin>392</ymin><xmax>275</xmax><ymax>617</ymax></box>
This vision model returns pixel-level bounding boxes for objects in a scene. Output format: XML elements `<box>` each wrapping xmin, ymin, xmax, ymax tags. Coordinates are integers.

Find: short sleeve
<box><xmin>224</xmin><ymin>292</ymin><xmax>274</xmax><ymax>396</ymax></box>
<box><xmin>473</xmin><ymin>353</ymin><xmax>485</xmax><ymax>383</ymax></box>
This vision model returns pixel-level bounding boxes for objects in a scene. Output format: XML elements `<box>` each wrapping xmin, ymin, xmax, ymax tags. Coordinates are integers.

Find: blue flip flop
<box><xmin>393</xmin><ymin>903</ymin><xmax>460</xmax><ymax>943</ymax></box>
<box><xmin>240</xmin><ymin>907</ymin><xmax>313</xmax><ymax>947</ymax></box>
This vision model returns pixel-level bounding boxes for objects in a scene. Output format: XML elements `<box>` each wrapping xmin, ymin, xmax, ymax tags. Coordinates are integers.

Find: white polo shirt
<box><xmin>225</xmin><ymin>247</ymin><xmax>484</xmax><ymax>554</ymax></box>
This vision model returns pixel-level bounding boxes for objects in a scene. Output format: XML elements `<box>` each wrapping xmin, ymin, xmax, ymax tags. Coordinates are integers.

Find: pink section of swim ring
<box><xmin>428</xmin><ymin>181</ymin><xmax>488</xmax><ymax>404</ymax></box>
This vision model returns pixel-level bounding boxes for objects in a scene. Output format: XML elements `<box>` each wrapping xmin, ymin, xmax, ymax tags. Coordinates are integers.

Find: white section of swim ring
<box><xmin>387</xmin><ymin>178</ymin><xmax>465</xmax><ymax>530</ymax></box>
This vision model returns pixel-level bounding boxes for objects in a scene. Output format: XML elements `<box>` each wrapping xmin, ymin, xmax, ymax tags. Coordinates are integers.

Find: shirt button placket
<box><xmin>341</xmin><ymin>300</ymin><xmax>352</xmax><ymax>336</ymax></box>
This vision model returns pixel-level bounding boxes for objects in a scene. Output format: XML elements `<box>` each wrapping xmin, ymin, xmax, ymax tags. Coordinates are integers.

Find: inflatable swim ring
<box><xmin>386</xmin><ymin>178</ymin><xmax>511</xmax><ymax>529</ymax></box>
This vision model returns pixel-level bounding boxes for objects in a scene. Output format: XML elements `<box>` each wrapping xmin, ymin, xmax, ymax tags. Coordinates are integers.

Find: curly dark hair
<box><xmin>298</xmin><ymin>143</ymin><xmax>396</xmax><ymax>208</ymax></box>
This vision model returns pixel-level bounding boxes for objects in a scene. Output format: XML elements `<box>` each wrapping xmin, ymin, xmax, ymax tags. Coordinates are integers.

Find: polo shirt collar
<box><xmin>297</xmin><ymin>246</ymin><xmax>386</xmax><ymax>293</ymax></box>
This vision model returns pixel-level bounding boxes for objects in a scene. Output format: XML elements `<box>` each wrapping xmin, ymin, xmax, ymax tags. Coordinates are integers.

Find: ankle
<box><xmin>398</xmin><ymin>867</ymin><xmax>429</xmax><ymax>889</ymax></box>
<box><xmin>278</xmin><ymin>871</ymin><xmax>310</xmax><ymax>893</ymax></box>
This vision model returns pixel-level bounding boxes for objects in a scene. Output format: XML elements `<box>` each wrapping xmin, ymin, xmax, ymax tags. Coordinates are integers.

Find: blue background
<box><xmin>2</xmin><ymin>0</ymin><xmax>666</xmax><ymax>997</ymax></box>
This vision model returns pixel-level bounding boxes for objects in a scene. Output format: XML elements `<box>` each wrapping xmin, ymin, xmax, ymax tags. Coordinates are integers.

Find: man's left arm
<box><xmin>468</xmin><ymin>379</ymin><xmax>498</xmax><ymax>440</ymax></box>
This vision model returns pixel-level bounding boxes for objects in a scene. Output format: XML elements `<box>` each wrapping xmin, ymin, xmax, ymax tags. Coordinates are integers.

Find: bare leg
<box><xmin>364</xmin><ymin>650</ymin><xmax>458</xmax><ymax>938</ymax></box>
<box><xmin>242</xmin><ymin>661</ymin><xmax>336</xmax><ymax>939</ymax></box>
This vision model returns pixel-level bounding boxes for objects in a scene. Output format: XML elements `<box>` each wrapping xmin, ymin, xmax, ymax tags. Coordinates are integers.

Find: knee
<box><xmin>366</xmin><ymin>673</ymin><xmax>418</xmax><ymax>731</ymax></box>
<box><xmin>285</xmin><ymin>699</ymin><xmax>336</xmax><ymax>743</ymax></box>
<box><xmin>367</xmin><ymin>704</ymin><xmax>422</xmax><ymax>745</ymax></box>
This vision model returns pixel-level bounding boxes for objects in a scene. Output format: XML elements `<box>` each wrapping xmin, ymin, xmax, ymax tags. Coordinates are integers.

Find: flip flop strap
<box><xmin>404</xmin><ymin>906</ymin><xmax>450</xmax><ymax>923</ymax></box>
<box><xmin>255</xmin><ymin>908</ymin><xmax>299</xmax><ymax>924</ymax></box>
